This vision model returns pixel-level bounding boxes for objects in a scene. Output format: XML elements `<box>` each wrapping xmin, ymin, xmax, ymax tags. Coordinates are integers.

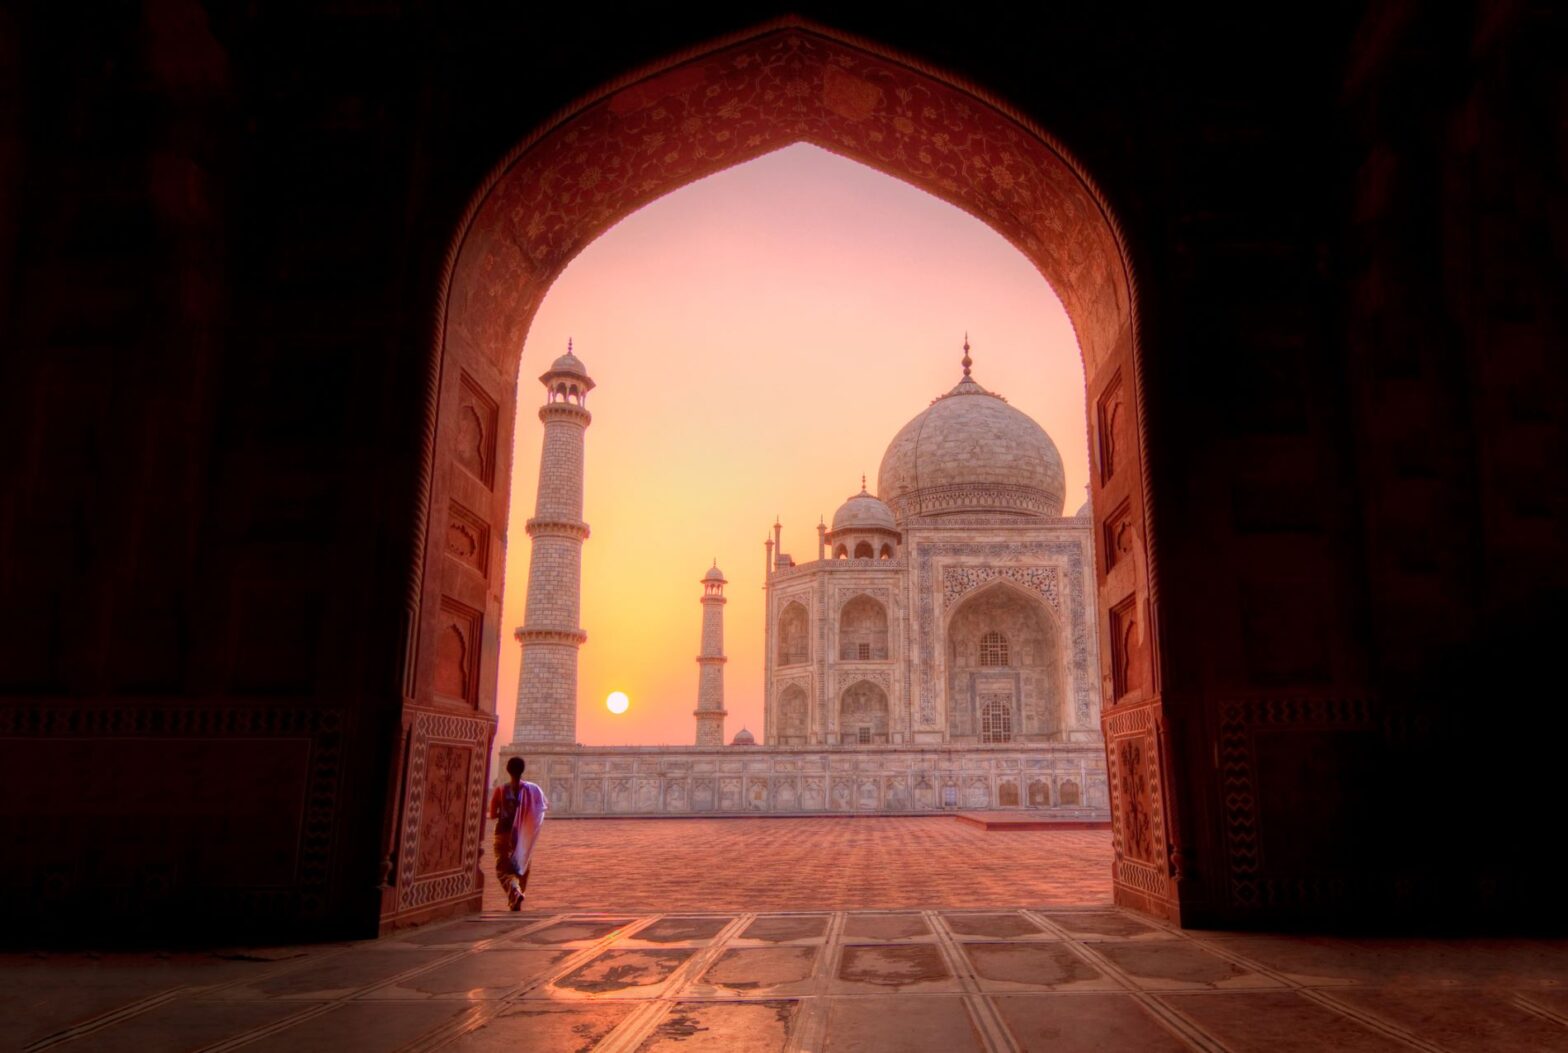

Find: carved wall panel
<box><xmin>1096</xmin><ymin>371</ymin><xmax>1126</xmax><ymax>483</ymax></box>
<box><xmin>445</xmin><ymin>500</ymin><xmax>491</xmax><ymax>577</ymax></box>
<box><xmin>434</xmin><ymin>598</ymin><xmax>482</xmax><ymax>706</ymax></box>
<box><xmin>1103</xmin><ymin>500</ymin><xmax>1135</xmax><ymax>572</ymax></box>
<box><xmin>395</xmin><ymin>710</ymin><xmax>491</xmax><ymax>914</ymax></box>
<box><xmin>414</xmin><ymin>743</ymin><xmax>471</xmax><ymax>876</ymax></box>
<box><xmin>1109</xmin><ymin>595</ymin><xmax>1147</xmax><ymax>702</ymax></box>
<box><xmin>454</xmin><ymin>372</ymin><xmax>498</xmax><ymax>488</ymax></box>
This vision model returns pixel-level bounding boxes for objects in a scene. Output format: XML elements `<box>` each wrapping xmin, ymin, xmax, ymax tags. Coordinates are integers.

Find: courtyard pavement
<box><xmin>6</xmin><ymin>819</ymin><xmax>1567</xmax><ymax>1051</ymax></box>
<box><xmin>483</xmin><ymin>817</ymin><xmax>1114</xmax><ymax>912</ymax></box>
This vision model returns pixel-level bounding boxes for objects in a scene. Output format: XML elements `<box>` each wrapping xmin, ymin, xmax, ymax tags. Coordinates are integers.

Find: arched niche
<box><xmin>946</xmin><ymin>580</ymin><xmax>1062</xmax><ymax>743</ymax></box>
<box><xmin>839</xmin><ymin>680</ymin><xmax>889</xmax><ymax>744</ymax></box>
<box><xmin>839</xmin><ymin>594</ymin><xmax>889</xmax><ymax>661</ymax></box>
<box><xmin>408</xmin><ymin>17</ymin><xmax>1172</xmax><ymax>927</ymax></box>
<box><xmin>778</xmin><ymin>601</ymin><xmax>809</xmax><ymax>666</ymax></box>
<box><xmin>777</xmin><ymin>684</ymin><xmax>809</xmax><ymax>744</ymax></box>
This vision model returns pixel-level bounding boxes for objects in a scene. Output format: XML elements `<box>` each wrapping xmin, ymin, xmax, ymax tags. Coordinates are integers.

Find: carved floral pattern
<box><xmin>942</xmin><ymin>565</ymin><xmax>1060</xmax><ymax>611</ymax></box>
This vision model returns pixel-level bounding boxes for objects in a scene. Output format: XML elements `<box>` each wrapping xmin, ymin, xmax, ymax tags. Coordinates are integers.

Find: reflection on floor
<box><xmin>8</xmin><ymin>908</ymin><xmax>1567</xmax><ymax>1051</ymax></box>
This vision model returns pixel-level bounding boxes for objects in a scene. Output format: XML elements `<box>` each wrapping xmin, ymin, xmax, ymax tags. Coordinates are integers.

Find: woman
<box><xmin>489</xmin><ymin>755</ymin><xmax>548</xmax><ymax>910</ymax></box>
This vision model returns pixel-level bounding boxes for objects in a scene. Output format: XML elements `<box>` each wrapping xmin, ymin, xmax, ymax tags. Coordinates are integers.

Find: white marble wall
<box><xmin>504</xmin><ymin>743</ymin><xmax>1109</xmax><ymax>818</ymax></box>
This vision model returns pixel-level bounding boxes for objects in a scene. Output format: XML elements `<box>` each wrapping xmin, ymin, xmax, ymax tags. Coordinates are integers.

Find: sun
<box><xmin>606</xmin><ymin>691</ymin><xmax>629</xmax><ymax>715</ymax></box>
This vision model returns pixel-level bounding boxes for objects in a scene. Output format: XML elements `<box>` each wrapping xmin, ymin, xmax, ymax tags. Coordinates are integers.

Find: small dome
<box><xmin>1075</xmin><ymin>499</ymin><xmax>1092</xmax><ymax>518</ymax></box>
<box><xmin>731</xmin><ymin>727</ymin><xmax>757</xmax><ymax>746</ymax></box>
<box><xmin>704</xmin><ymin>562</ymin><xmax>726</xmax><ymax>582</ymax></box>
<box><xmin>549</xmin><ymin>349</ymin><xmax>589</xmax><ymax>377</ymax></box>
<box><xmin>878</xmin><ymin>364</ymin><xmax>1065</xmax><ymax>521</ymax></box>
<box><xmin>831</xmin><ymin>484</ymin><xmax>896</xmax><ymax>533</ymax></box>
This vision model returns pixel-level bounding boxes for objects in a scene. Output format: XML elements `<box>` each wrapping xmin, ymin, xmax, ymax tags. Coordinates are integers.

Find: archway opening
<box><xmin>392</xmin><ymin>19</ymin><xmax>1171</xmax><ymax>931</ymax></box>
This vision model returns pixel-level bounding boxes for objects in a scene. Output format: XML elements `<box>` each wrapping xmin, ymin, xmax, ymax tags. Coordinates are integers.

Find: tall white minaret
<box><xmin>693</xmin><ymin>561</ymin><xmax>728</xmax><ymax>746</ymax></box>
<box><xmin>513</xmin><ymin>342</ymin><xmax>594</xmax><ymax>744</ymax></box>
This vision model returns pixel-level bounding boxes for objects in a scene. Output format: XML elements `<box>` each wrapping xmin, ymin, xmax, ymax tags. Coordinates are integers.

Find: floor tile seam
<box><xmin>22</xmin><ymin>984</ymin><xmax>197</xmax><ymax>1051</ymax></box>
<box><xmin>651</xmin><ymin>914</ymin><xmax>757</xmax><ymax>1001</ymax></box>
<box><xmin>191</xmin><ymin>1000</ymin><xmax>343</xmax><ymax>1053</ymax></box>
<box><xmin>1290</xmin><ymin>989</ymin><xmax>1450</xmax><ymax>1053</ymax></box>
<box><xmin>1021</xmin><ymin>913</ymin><xmax>1229</xmax><ymax>1053</ymax></box>
<box><xmin>782</xmin><ymin>996</ymin><xmax>830</xmax><ymax>1053</ymax></box>
<box><xmin>411</xmin><ymin>914</ymin><xmax>669</xmax><ymax>1052</ymax></box>
<box><xmin>1513</xmin><ymin>993</ymin><xmax>1568</xmax><ymax>1028</ymax></box>
<box><xmin>811</xmin><ymin>913</ymin><xmax>847</xmax><ymax>995</ymax></box>
<box><xmin>924</xmin><ymin>910</ymin><xmax>1020</xmax><ymax>1053</ymax></box>
<box><xmin>585</xmin><ymin>998</ymin><xmax>678</xmax><ymax>1053</ymax></box>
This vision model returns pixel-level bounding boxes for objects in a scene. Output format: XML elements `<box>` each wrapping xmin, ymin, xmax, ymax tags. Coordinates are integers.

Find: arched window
<box><xmin>834</xmin><ymin>544</ymin><xmax>848</xmax><ymax>559</ymax></box>
<box><xmin>853</xmin><ymin>541</ymin><xmax>873</xmax><ymax>559</ymax></box>
<box><xmin>778</xmin><ymin>603</ymin><xmax>808</xmax><ymax>665</ymax></box>
<box><xmin>879</xmin><ymin>543</ymin><xmax>894</xmax><ymax>559</ymax></box>
<box><xmin>979</xmin><ymin>631</ymin><xmax>1009</xmax><ymax>666</ymax></box>
<box><xmin>981</xmin><ymin>700</ymin><xmax>1012</xmax><ymax>743</ymax></box>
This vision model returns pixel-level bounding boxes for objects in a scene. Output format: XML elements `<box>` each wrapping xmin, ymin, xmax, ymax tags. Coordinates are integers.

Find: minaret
<box><xmin>513</xmin><ymin>342</ymin><xmax>594</xmax><ymax>744</ymax></box>
<box><xmin>693</xmin><ymin>561</ymin><xmax>728</xmax><ymax>746</ymax></box>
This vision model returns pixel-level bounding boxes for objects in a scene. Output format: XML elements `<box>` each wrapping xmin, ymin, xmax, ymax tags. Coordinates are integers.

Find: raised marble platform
<box><xmin>502</xmin><ymin>743</ymin><xmax>1109</xmax><ymax>818</ymax></box>
<box><xmin>956</xmin><ymin>810</ymin><xmax>1113</xmax><ymax>831</ymax></box>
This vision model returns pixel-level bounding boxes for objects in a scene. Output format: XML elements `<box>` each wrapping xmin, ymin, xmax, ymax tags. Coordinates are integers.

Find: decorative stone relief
<box><xmin>414</xmin><ymin>743</ymin><xmax>470</xmax><ymax>876</ymax></box>
<box><xmin>942</xmin><ymin>566</ymin><xmax>1060</xmax><ymax>612</ymax></box>
<box><xmin>455</xmin><ymin>372</ymin><xmax>498</xmax><ymax>488</ymax></box>
<box><xmin>434</xmin><ymin>598</ymin><xmax>482</xmax><ymax>706</ymax></box>
<box><xmin>445</xmin><ymin>500</ymin><xmax>490</xmax><ymax>577</ymax></box>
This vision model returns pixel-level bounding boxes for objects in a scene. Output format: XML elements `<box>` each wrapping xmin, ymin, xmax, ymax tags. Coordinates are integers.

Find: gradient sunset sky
<box><xmin>497</xmin><ymin>143</ymin><xmax>1087</xmax><ymax>747</ymax></box>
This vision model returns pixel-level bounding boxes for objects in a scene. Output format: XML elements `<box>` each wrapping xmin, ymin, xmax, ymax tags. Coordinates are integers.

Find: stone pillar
<box><xmin>514</xmin><ymin>345</ymin><xmax>594</xmax><ymax>744</ymax></box>
<box><xmin>694</xmin><ymin>563</ymin><xmax>728</xmax><ymax>746</ymax></box>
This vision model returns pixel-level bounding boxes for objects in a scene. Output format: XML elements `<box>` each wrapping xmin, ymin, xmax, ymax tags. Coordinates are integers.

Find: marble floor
<box><xmin>8</xmin><ymin>907</ymin><xmax>1567</xmax><ymax>1051</ymax></box>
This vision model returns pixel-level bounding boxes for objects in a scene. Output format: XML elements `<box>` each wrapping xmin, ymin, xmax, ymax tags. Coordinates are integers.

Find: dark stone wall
<box><xmin>0</xmin><ymin>3</ymin><xmax>1561</xmax><ymax>942</ymax></box>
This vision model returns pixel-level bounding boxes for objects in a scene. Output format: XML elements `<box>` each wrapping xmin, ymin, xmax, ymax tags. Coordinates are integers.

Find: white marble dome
<box><xmin>548</xmin><ymin>348</ymin><xmax>589</xmax><ymax>377</ymax></box>
<box><xmin>832</xmin><ymin>486</ymin><xmax>897</xmax><ymax>533</ymax></box>
<box><xmin>703</xmin><ymin>562</ymin><xmax>726</xmax><ymax>582</ymax></box>
<box><xmin>731</xmin><ymin>727</ymin><xmax>757</xmax><ymax>746</ymax></box>
<box><xmin>878</xmin><ymin>373</ymin><xmax>1066</xmax><ymax>520</ymax></box>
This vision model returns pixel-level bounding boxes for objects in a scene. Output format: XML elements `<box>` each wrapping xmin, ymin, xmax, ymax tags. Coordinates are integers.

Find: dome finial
<box><xmin>860</xmin><ymin>473</ymin><xmax>867</xmax><ymax>492</ymax></box>
<box><xmin>961</xmin><ymin>333</ymin><xmax>972</xmax><ymax>378</ymax></box>
<box><xmin>567</xmin><ymin>337</ymin><xmax>573</xmax><ymax>354</ymax></box>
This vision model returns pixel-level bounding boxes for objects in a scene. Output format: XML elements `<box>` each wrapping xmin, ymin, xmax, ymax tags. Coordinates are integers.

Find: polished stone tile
<box><xmin>836</xmin><ymin>944</ymin><xmax>954</xmax><ymax>991</ymax></box>
<box><xmin>225</xmin><ymin>948</ymin><xmax>449</xmax><ymax>1000</ymax></box>
<box><xmin>1329</xmin><ymin>987</ymin><xmax>1568</xmax><ymax>1052</ymax></box>
<box><xmin>963</xmin><ymin>942</ymin><xmax>1114</xmax><ymax>990</ymax></box>
<box><xmin>54</xmin><ymin>999</ymin><xmax>302</xmax><ymax>1051</ymax></box>
<box><xmin>943</xmin><ymin>912</ymin><xmax>1044</xmax><ymax>938</ymax></box>
<box><xmin>1044</xmin><ymin>911</ymin><xmax>1169</xmax><ymax>939</ymax></box>
<box><xmin>242</xmin><ymin>1001</ymin><xmax>472</xmax><ymax>1052</ymax></box>
<box><xmin>1096</xmin><ymin>941</ymin><xmax>1282</xmax><ymax>989</ymax></box>
<box><xmin>739</xmin><ymin>914</ymin><xmax>830</xmax><ymax>943</ymax></box>
<box><xmin>842</xmin><ymin>913</ymin><xmax>930</xmax><ymax>940</ymax></box>
<box><xmin>822</xmin><ymin>995</ymin><xmax>982</xmax><ymax>1052</ymax></box>
<box><xmin>637</xmin><ymin>1000</ymin><xmax>796</xmax><ymax>1052</ymax></box>
<box><xmin>553</xmin><ymin>949</ymin><xmax>695</xmax><ymax>995</ymax></box>
<box><xmin>362</xmin><ymin>948</ymin><xmax>569</xmax><ymax>998</ymax></box>
<box><xmin>993</xmin><ymin>993</ymin><xmax>1190</xmax><ymax>1052</ymax></box>
<box><xmin>1160</xmin><ymin>991</ymin><xmax>1412</xmax><ymax>1051</ymax></box>
<box><xmin>447</xmin><ymin>1000</ymin><xmax>636</xmax><ymax>1051</ymax></box>
<box><xmin>509</xmin><ymin>917</ymin><xmax>637</xmax><ymax>945</ymax></box>
<box><xmin>624</xmin><ymin>916</ymin><xmax>735</xmax><ymax>945</ymax></box>
<box><xmin>696</xmin><ymin>946</ymin><xmax>818</xmax><ymax>994</ymax></box>
<box><xmin>393</xmin><ymin>919</ymin><xmax>534</xmax><ymax>946</ymax></box>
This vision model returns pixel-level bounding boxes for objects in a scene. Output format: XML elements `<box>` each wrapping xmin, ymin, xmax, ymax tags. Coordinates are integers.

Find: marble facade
<box><xmin>511</xmin><ymin>744</ymin><xmax>1109</xmax><ymax>817</ymax></box>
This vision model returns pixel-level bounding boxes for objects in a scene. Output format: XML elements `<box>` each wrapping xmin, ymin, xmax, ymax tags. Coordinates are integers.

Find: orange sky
<box><xmin>496</xmin><ymin>143</ymin><xmax>1086</xmax><ymax>748</ymax></box>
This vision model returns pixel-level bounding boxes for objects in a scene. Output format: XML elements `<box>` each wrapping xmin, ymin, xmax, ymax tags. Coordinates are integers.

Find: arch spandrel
<box><xmin>445</xmin><ymin>24</ymin><xmax>1129</xmax><ymax>375</ymax></box>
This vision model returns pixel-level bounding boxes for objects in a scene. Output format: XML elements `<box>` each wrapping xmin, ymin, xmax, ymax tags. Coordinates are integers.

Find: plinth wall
<box><xmin>500</xmin><ymin>743</ymin><xmax>1109</xmax><ymax>817</ymax></box>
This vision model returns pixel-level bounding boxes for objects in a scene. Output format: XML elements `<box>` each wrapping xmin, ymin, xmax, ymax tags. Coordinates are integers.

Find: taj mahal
<box><xmin>501</xmin><ymin>340</ymin><xmax>1109</xmax><ymax>817</ymax></box>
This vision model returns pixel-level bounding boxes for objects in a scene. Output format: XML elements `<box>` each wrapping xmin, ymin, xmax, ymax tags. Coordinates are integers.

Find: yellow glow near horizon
<box><xmin>496</xmin><ymin>144</ymin><xmax>1086</xmax><ymax>747</ymax></box>
<box><xmin>606</xmin><ymin>691</ymin><xmax>630</xmax><ymax>715</ymax></box>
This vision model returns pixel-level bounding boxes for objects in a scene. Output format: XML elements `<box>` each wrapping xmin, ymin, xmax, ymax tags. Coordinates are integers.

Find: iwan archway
<box><xmin>385</xmin><ymin>18</ymin><xmax>1171</xmax><ymax>930</ymax></box>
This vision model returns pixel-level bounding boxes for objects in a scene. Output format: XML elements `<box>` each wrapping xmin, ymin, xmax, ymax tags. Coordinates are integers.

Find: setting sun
<box><xmin>606</xmin><ymin>691</ymin><xmax>630</xmax><ymax>715</ymax></box>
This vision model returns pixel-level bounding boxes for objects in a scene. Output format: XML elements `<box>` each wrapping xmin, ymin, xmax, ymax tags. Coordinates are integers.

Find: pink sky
<box><xmin>497</xmin><ymin>143</ymin><xmax>1085</xmax><ymax>748</ymax></box>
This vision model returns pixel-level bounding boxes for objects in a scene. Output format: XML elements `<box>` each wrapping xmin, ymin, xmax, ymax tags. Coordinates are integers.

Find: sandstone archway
<box><xmin>390</xmin><ymin>18</ymin><xmax>1171</xmax><ymax>929</ymax></box>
